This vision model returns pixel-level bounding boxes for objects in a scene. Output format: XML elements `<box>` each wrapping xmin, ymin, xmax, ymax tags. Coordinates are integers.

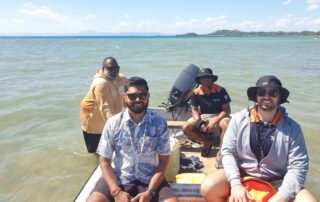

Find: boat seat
<box><xmin>171</xmin><ymin>183</ymin><xmax>206</xmax><ymax>202</ymax></box>
<box><xmin>167</xmin><ymin>120</ymin><xmax>186</xmax><ymax>129</ymax></box>
<box><xmin>178</xmin><ymin>196</ymin><xmax>206</xmax><ymax>202</ymax></box>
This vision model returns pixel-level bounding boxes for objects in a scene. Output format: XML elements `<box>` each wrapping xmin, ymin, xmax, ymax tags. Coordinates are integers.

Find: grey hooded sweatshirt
<box><xmin>222</xmin><ymin>106</ymin><xmax>308</xmax><ymax>201</ymax></box>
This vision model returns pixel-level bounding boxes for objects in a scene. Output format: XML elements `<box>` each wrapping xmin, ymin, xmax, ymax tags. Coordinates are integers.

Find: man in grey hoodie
<box><xmin>201</xmin><ymin>75</ymin><xmax>316</xmax><ymax>202</ymax></box>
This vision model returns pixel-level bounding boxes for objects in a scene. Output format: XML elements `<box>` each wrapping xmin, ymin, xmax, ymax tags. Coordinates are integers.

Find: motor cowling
<box><xmin>167</xmin><ymin>64</ymin><xmax>199</xmax><ymax>110</ymax></box>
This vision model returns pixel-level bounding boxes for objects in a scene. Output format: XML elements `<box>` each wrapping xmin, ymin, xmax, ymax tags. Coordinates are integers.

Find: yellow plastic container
<box><xmin>166</xmin><ymin>137</ymin><xmax>180</xmax><ymax>182</ymax></box>
<box><xmin>175</xmin><ymin>173</ymin><xmax>206</xmax><ymax>184</ymax></box>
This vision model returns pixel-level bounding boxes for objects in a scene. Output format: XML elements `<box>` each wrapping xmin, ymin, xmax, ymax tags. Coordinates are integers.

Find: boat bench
<box><xmin>167</xmin><ymin>120</ymin><xmax>186</xmax><ymax>129</ymax></box>
<box><xmin>170</xmin><ymin>184</ymin><xmax>206</xmax><ymax>202</ymax></box>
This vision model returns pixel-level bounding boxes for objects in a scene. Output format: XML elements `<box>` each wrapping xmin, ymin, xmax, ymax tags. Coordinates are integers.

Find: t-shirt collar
<box><xmin>249</xmin><ymin>107</ymin><xmax>283</xmax><ymax>126</ymax></box>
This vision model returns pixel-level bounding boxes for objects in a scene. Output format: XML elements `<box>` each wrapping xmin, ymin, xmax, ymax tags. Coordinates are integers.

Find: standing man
<box><xmin>80</xmin><ymin>57</ymin><xmax>128</xmax><ymax>153</ymax></box>
<box><xmin>201</xmin><ymin>75</ymin><xmax>316</xmax><ymax>202</ymax></box>
<box><xmin>87</xmin><ymin>77</ymin><xmax>178</xmax><ymax>202</ymax></box>
<box><xmin>182</xmin><ymin>68</ymin><xmax>231</xmax><ymax>164</ymax></box>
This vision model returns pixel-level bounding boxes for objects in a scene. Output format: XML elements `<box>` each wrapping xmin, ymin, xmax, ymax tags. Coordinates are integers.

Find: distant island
<box><xmin>177</xmin><ymin>30</ymin><xmax>320</xmax><ymax>37</ymax></box>
<box><xmin>1</xmin><ymin>29</ymin><xmax>320</xmax><ymax>37</ymax></box>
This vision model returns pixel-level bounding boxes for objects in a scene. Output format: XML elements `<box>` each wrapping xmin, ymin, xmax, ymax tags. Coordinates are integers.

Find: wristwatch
<box><xmin>110</xmin><ymin>187</ymin><xmax>121</xmax><ymax>197</ymax></box>
<box><xmin>147</xmin><ymin>188</ymin><xmax>157</xmax><ymax>197</ymax></box>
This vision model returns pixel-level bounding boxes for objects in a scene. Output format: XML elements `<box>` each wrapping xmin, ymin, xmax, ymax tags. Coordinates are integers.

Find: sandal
<box><xmin>215</xmin><ymin>157</ymin><xmax>224</xmax><ymax>169</ymax></box>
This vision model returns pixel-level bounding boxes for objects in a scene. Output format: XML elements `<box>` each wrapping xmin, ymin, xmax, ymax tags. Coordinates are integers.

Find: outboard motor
<box><xmin>167</xmin><ymin>64</ymin><xmax>200</xmax><ymax>110</ymax></box>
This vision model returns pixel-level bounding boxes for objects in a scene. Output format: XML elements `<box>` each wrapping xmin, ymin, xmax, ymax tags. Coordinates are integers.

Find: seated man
<box><xmin>87</xmin><ymin>77</ymin><xmax>178</xmax><ymax>202</ymax></box>
<box><xmin>201</xmin><ymin>75</ymin><xmax>316</xmax><ymax>202</ymax></box>
<box><xmin>182</xmin><ymin>68</ymin><xmax>231</xmax><ymax>164</ymax></box>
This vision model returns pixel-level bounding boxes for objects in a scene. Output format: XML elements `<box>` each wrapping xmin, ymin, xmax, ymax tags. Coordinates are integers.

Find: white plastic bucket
<box><xmin>166</xmin><ymin>137</ymin><xmax>180</xmax><ymax>182</ymax></box>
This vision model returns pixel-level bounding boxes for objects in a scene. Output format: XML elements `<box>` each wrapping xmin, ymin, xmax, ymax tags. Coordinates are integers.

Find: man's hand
<box><xmin>200</xmin><ymin>123</ymin><xmax>207</xmax><ymax>133</ymax></box>
<box><xmin>268</xmin><ymin>194</ymin><xmax>285</xmax><ymax>202</ymax></box>
<box><xmin>114</xmin><ymin>191</ymin><xmax>133</xmax><ymax>202</ymax></box>
<box><xmin>205</xmin><ymin>117</ymin><xmax>219</xmax><ymax>134</ymax></box>
<box><xmin>130</xmin><ymin>191</ymin><xmax>152</xmax><ymax>202</ymax></box>
<box><xmin>229</xmin><ymin>185</ymin><xmax>254</xmax><ymax>202</ymax></box>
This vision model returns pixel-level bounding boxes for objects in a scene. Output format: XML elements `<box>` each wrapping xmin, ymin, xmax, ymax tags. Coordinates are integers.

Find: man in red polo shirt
<box><xmin>182</xmin><ymin>68</ymin><xmax>231</xmax><ymax>164</ymax></box>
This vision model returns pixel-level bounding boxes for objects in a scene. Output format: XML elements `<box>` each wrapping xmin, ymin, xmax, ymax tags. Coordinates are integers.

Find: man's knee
<box><xmin>293</xmin><ymin>188</ymin><xmax>317</xmax><ymax>202</ymax></box>
<box><xmin>87</xmin><ymin>192</ymin><xmax>108</xmax><ymax>202</ymax></box>
<box><xmin>200</xmin><ymin>170</ymin><xmax>229</xmax><ymax>197</ymax></box>
<box><xmin>182</xmin><ymin>122</ymin><xmax>194</xmax><ymax>134</ymax></box>
<box><xmin>219</xmin><ymin>118</ymin><xmax>230</xmax><ymax>130</ymax></box>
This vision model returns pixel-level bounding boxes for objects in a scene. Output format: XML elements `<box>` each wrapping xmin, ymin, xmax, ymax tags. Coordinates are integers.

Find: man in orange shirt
<box><xmin>182</xmin><ymin>68</ymin><xmax>231</xmax><ymax>166</ymax></box>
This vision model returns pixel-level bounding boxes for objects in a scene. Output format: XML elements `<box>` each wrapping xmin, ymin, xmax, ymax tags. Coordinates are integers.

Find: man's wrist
<box><xmin>147</xmin><ymin>188</ymin><xmax>156</xmax><ymax>197</ymax></box>
<box><xmin>195</xmin><ymin>119</ymin><xmax>206</xmax><ymax>129</ymax></box>
<box><xmin>230</xmin><ymin>178</ymin><xmax>242</xmax><ymax>188</ymax></box>
<box><xmin>110</xmin><ymin>187</ymin><xmax>121</xmax><ymax>197</ymax></box>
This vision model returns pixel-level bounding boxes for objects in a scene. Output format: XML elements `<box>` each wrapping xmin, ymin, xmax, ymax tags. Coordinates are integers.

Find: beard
<box><xmin>257</xmin><ymin>98</ymin><xmax>278</xmax><ymax>111</ymax></box>
<box><xmin>105</xmin><ymin>71</ymin><xmax>118</xmax><ymax>80</ymax></box>
<box><xmin>127</xmin><ymin>100</ymin><xmax>149</xmax><ymax>114</ymax></box>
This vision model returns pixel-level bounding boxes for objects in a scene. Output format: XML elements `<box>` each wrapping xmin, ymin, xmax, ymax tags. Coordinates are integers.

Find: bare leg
<box><xmin>201</xmin><ymin>169</ymin><xmax>230</xmax><ymax>202</ymax></box>
<box><xmin>290</xmin><ymin>188</ymin><xmax>317</xmax><ymax>202</ymax></box>
<box><xmin>163</xmin><ymin>197</ymin><xmax>179</xmax><ymax>202</ymax></box>
<box><xmin>87</xmin><ymin>192</ymin><xmax>109</xmax><ymax>202</ymax></box>
<box><xmin>182</xmin><ymin>122</ymin><xmax>211</xmax><ymax>148</ymax></box>
<box><xmin>215</xmin><ymin>118</ymin><xmax>230</xmax><ymax>168</ymax></box>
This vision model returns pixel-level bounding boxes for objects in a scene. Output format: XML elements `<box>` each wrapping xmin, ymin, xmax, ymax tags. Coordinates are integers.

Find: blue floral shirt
<box><xmin>96</xmin><ymin>108</ymin><xmax>170</xmax><ymax>185</ymax></box>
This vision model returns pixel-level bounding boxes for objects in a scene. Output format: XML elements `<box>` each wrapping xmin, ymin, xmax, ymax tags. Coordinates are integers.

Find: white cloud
<box><xmin>12</xmin><ymin>19</ymin><xmax>24</xmax><ymax>23</ymax></box>
<box><xmin>0</xmin><ymin>18</ymin><xmax>24</xmax><ymax>24</ymax></box>
<box><xmin>20</xmin><ymin>4</ymin><xmax>82</xmax><ymax>26</ymax></box>
<box><xmin>274</xmin><ymin>17</ymin><xmax>291</xmax><ymax>28</ymax></box>
<box><xmin>283</xmin><ymin>0</ymin><xmax>292</xmax><ymax>5</ymax></box>
<box><xmin>308</xmin><ymin>4</ymin><xmax>319</xmax><ymax>9</ymax></box>
<box><xmin>114</xmin><ymin>14</ymin><xmax>320</xmax><ymax>34</ymax></box>
<box><xmin>235</xmin><ymin>20</ymin><xmax>264</xmax><ymax>31</ymax></box>
<box><xmin>85</xmin><ymin>14</ymin><xmax>96</xmax><ymax>21</ymax></box>
<box><xmin>117</xmin><ymin>15</ymin><xmax>229</xmax><ymax>34</ymax></box>
<box><xmin>294</xmin><ymin>19</ymin><xmax>306</xmax><ymax>26</ymax></box>
<box><xmin>0</xmin><ymin>18</ymin><xmax>8</xmax><ymax>24</ymax></box>
<box><xmin>310</xmin><ymin>17</ymin><xmax>320</xmax><ymax>26</ymax></box>
<box><xmin>307</xmin><ymin>0</ymin><xmax>320</xmax><ymax>10</ymax></box>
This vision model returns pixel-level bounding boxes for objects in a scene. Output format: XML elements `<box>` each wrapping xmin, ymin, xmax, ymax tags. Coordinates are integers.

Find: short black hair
<box><xmin>102</xmin><ymin>57</ymin><xmax>119</xmax><ymax>70</ymax></box>
<box><xmin>125</xmin><ymin>77</ymin><xmax>149</xmax><ymax>92</ymax></box>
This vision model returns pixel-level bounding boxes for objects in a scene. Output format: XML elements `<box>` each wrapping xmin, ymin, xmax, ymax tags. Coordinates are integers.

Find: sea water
<box><xmin>0</xmin><ymin>36</ymin><xmax>319</xmax><ymax>201</ymax></box>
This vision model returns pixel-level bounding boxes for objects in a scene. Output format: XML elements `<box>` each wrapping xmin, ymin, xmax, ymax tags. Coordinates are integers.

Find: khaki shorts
<box><xmin>186</xmin><ymin>114</ymin><xmax>230</xmax><ymax>134</ymax></box>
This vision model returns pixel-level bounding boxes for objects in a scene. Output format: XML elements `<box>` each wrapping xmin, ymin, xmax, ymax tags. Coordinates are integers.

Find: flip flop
<box><xmin>215</xmin><ymin>157</ymin><xmax>223</xmax><ymax>169</ymax></box>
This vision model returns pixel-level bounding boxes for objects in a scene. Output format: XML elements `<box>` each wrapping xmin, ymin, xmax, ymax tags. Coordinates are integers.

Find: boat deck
<box><xmin>167</xmin><ymin>122</ymin><xmax>220</xmax><ymax>202</ymax></box>
<box><xmin>167</xmin><ymin>121</ymin><xmax>219</xmax><ymax>175</ymax></box>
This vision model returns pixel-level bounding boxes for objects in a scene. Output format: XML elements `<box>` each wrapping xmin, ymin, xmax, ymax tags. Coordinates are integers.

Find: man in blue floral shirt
<box><xmin>88</xmin><ymin>77</ymin><xmax>178</xmax><ymax>202</ymax></box>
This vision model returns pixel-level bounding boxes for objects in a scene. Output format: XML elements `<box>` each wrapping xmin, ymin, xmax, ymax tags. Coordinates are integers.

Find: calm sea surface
<box><xmin>0</xmin><ymin>36</ymin><xmax>319</xmax><ymax>201</ymax></box>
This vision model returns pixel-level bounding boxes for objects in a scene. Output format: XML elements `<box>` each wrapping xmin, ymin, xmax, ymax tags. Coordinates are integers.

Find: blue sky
<box><xmin>1</xmin><ymin>0</ymin><xmax>319</xmax><ymax>35</ymax></box>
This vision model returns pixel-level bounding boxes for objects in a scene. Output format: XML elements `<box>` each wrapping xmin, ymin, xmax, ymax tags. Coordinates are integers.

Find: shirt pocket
<box><xmin>115</xmin><ymin>135</ymin><xmax>133</xmax><ymax>154</ymax></box>
<box><xmin>142</xmin><ymin>135</ymin><xmax>157</xmax><ymax>153</ymax></box>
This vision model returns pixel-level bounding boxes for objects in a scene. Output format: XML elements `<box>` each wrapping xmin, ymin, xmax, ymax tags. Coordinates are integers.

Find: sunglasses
<box><xmin>126</xmin><ymin>92</ymin><xmax>148</xmax><ymax>101</ymax></box>
<box><xmin>257</xmin><ymin>88</ymin><xmax>279</xmax><ymax>97</ymax></box>
<box><xmin>106</xmin><ymin>65</ymin><xmax>120</xmax><ymax>72</ymax></box>
<box><xmin>200</xmin><ymin>75</ymin><xmax>212</xmax><ymax>80</ymax></box>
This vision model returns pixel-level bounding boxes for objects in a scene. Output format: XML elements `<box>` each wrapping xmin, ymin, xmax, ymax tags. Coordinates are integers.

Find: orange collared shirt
<box><xmin>249</xmin><ymin>107</ymin><xmax>283</xmax><ymax>162</ymax></box>
<box><xmin>250</xmin><ymin>107</ymin><xmax>283</xmax><ymax>126</ymax></box>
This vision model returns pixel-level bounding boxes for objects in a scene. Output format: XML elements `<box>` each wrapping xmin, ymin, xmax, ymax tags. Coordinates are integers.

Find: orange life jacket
<box><xmin>228</xmin><ymin>176</ymin><xmax>276</xmax><ymax>202</ymax></box>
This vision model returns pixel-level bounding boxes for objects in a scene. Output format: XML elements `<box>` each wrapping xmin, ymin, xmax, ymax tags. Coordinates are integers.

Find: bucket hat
<box><xmin>195</xmin><ymin>68</ymin><xmax>218</xmax><ymax>84</ymax></box>
<box><xmin>247</xmin><ymin>75</ymin><xmax>289</xmax><ymax>104</ymax></box>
